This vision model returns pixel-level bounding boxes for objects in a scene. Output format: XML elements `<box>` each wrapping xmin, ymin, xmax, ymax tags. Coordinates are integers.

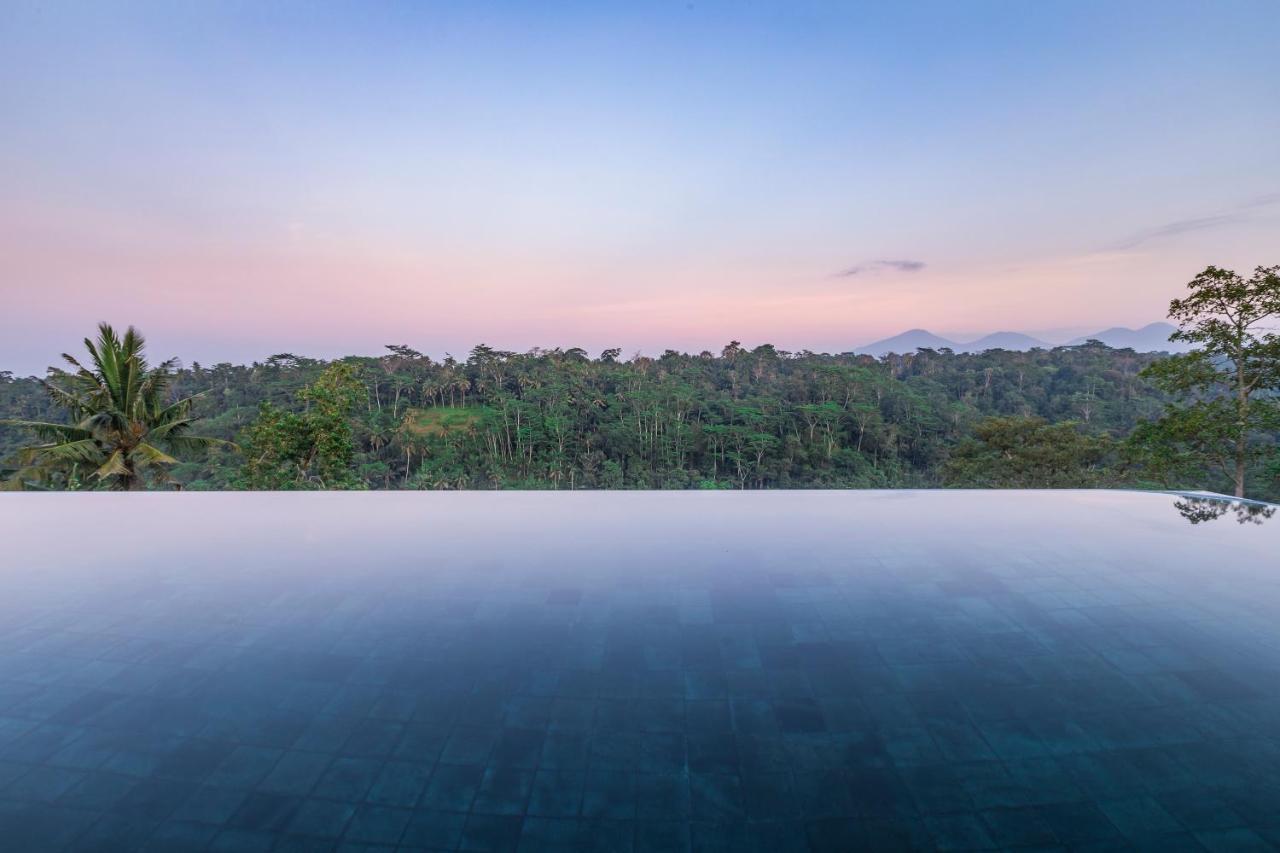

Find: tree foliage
<box><xmin>1127</xmin><ymin>265</ymin><xmax>1280</xmax><ymax>497</ymax></box>
<box><xmin>241</xmin><ymin>363</ymin><xmax>365</xmax><ymax>490</ymax></box>
<box><xmin>2</xmin><ymin>324</ymin><xmax>224</xmax><ymax>490</ymax></box>
<box><xmin>944</xmin><ymin>416</ymin><xmax>1114</xmax><ymax>488</ymax></box>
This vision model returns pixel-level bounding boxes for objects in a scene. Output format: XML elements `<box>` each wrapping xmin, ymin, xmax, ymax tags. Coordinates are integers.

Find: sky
<box><xmin>2</xmin><ymin>0</ymin><xmax>1278</xmax><ymax>375</ymax></box>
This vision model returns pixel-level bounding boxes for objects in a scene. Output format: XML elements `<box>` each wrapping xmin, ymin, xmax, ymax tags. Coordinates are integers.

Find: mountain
<box><xmin>857</xmin><ymin>322</ymin><xmax>1189</xmax><ymax>356</ymax></box>
<box><xmin>957</xmin><ymin>332</ymin><xmax>1050</xmax><ymax>352</ymax></box>
<box><xmin>857</xmin><ymin>329</ymin><xmax>958</xmax><ymax>357</ymax></box>
<box><xmin>1066</xmin><ymin>322</ymin><xmax>1188</xmax><ymax>352</ymax></box>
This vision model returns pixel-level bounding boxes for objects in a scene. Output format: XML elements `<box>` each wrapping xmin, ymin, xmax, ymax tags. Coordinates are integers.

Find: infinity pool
<box><xmin>0</xmin><ymin>491</ymin><xmax>1277</xmax><ymax>851</ymax></box>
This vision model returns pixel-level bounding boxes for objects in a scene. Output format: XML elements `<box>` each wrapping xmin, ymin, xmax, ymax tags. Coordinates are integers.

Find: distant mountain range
<box><xmin>856</xmin><ymin>322</ymin><xmax>1187</xmax><ymax>357</ymax></box>
<box><xmin>1062</xmin><ymin>323</ymin><xmax>1187</xmax><ymax>351</ymax></box>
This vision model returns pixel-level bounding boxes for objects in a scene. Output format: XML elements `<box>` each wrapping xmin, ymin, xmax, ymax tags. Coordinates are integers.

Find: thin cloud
<box><xmin>834</xmin><ymin>259</ymin><xmax>926</xmax><ymax>278</ymax></box>
<box><xmin>1239</xmin><ymin>191</ymin><xmax>1280</xmax><ymax>210</ymax></box>
<box><xmin>1113</xmin><ymin>193</ymin><xmax>1279</xmax><ymax>250</ymax></box>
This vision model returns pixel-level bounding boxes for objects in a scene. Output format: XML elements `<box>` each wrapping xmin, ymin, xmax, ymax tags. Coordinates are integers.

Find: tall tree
<box><xmin>241</xmin><ymin>362</ymin><xmax>365</xmax><ymax>489</ymax></box>
<box><xmin>2</xmin><ymin>323</ymin><xmax>225</xmax><ymax>490</ymax></box>
<box><xmin>1131</xmin><ymin>265</ymin><xmax>1280</xmax><ymax>497</ymax></box>
<box><xmin>944</xmin><ymin>416</ymin><xmax>1114</xmax><ymax>488</ymax></box>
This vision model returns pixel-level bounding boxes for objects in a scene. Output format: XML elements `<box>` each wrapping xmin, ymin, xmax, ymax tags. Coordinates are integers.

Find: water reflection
<box><xmin>0</xmin><ymin>490</ymin><xmax>1276</xmax><ymax>850</ymax></box>
<box><xmin>1174</xmin><ymin>494</ymin><xmax>1277</xmax><ymax>525</ymax></box>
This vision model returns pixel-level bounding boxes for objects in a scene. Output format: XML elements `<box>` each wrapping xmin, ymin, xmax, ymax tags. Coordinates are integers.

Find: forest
<box><xmin>4</xmin><ymin>267</ymin><xmax>1278</xmax><ymax>499</ymax></box>
<box><xmin>2</xmin><ymin>337</ymin><xmax>1273</xmax><ymax>500</ymax></box>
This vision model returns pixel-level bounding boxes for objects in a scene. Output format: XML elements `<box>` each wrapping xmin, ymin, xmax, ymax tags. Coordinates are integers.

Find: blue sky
<box><xmin>1</xmin><ymin>1</ymin><xmax>1277</xmax><ymax>373</ymax></box>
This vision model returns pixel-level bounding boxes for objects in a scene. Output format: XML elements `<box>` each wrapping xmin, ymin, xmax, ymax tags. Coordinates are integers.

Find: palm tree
<box><xmin>3</xmin><ymin>323</ymin><xmax>229</xmax><ymax>490</ymax></box>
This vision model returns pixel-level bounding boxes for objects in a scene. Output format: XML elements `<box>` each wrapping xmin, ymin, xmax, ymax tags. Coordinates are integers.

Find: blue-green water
<box><xmin>0</xmin><ymin>490</ymin><xmax>1277</xmax><ymax>851</ymax></box>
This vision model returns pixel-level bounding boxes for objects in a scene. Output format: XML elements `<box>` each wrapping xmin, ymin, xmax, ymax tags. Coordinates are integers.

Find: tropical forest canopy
<box><xmin>0</xmin><ymin>334</ymin><xmax>1270</xmax><ymax>500</ymax></box>
<box><xmin>2</xmin><ymin>265</ymin><xmax>1277</xmax><ymax>500</ymax></box>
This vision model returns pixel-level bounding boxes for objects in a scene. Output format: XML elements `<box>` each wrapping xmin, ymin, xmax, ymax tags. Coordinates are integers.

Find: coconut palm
<box><xmin>3</xmin><ymin>323</ymin><xmax>228</xmax><ymax>490</ymax></box>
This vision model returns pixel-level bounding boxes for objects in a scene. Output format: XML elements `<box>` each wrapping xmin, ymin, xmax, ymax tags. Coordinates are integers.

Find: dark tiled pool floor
<box><xmin>0</xmin><ymin>491</ymin><xmax>1278</xmax><ymax>851</ymax></box>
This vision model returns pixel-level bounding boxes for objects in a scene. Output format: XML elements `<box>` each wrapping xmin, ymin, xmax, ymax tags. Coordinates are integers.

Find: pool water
<box><xmin>0</xmin><ymin>490</ymin><xmax>1277</xmax><ymax>851</ymax></box>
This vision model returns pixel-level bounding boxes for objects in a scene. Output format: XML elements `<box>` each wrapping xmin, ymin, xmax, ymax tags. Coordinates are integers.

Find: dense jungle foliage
<box><xmin>6</xmin><ymin>337</ymin><xmax>1275</xmax><ymax>500</ymax></box>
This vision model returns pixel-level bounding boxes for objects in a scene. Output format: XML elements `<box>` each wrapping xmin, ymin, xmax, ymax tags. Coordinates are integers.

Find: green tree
<box><xmin>2</xmin><ymin>323</ymin><xmax>226</xmax><ymax>490</ymax></box>
<box><xmin>943</xmin><ymin>416</ymin><xmax>1114</xmax><ymax>488</ymax></box>
<box><xmin>1130</xmin><ymin>265</ymin><xmax>1280</xmax><ymax>497</ymax></box>
<box><xmin>241</xmin><ymin>362</ymin><xmax>365</xmax><ymax>489</ymax></box>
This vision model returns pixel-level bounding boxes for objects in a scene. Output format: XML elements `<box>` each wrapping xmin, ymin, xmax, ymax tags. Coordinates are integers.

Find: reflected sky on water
<box><xmin>0</xmin><ymin>490</ymin><xmax>1277</xmax><ymax>851</ymax></box>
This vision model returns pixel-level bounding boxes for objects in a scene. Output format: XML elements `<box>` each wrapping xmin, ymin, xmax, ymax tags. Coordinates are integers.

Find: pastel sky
<box><xmin>2</xmin><ymin>1</ymin><xmax>1278</xmax><ymax>374</ymax></box>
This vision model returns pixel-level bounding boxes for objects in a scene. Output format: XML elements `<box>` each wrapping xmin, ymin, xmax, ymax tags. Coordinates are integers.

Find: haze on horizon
<box><xmin>2</xmin><ymin>1</ymin><xmax>1278</xmax><ymax>376</ymax></box>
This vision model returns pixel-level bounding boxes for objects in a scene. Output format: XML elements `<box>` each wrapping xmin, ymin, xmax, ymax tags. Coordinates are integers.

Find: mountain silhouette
<box><xmin>858</xmin><ymin>322</ymin><xmax>1188</xmax><ymax>356</ymax></box>
<box><xmin>1065</xmin><ymin>322</ymin><xmax>1187</xmax><ymax>351</ymax></box>
<box><xmin>958</xmin><ymin>332</ymin><xmax>1051</xmax><ymax>352</ymax></box>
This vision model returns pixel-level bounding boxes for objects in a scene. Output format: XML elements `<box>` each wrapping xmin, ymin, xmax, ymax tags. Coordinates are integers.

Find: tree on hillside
<box><xmin>241</xmin><ymin>362</ymin><xmax>365</xmax><ymax>489</ymax></box>
<box><xmin>2</xmin><ymin>324</ymin><xmax>227</xmax><ymax>490</ymax></box>
<box><xmin>943</xmin><ymin>416</ymin><xmax>1114</xmax><ymax>488</ymax></box>
<box><xmin>1128</xmin><ymin>265</ymin><xmax>1280</xmax><ymax>497</ymax></box>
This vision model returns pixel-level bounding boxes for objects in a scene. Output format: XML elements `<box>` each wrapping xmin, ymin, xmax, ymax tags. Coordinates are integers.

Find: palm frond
<box><xmin>82</xmin><ymin>333</ymin><xmax>111</xmax><ymax>393</ymax></box>
<box><xmin>131</xmin><ymin>443</ymin><xmax>179</xmax><ymax>466</ymax></box>
<box><xmin>167</xmin><ymin>433</ymin><xmax>238</xmax><ymax>453</ymax></box>
<box><xmin>41</xmin><ymin>379</ymin><xmax>86</xmax><ymax>410</ymax></box>
<box><xmin>58</xmin><ymin>353</ymin><xmax>88</xmax><ymax>374</ymax></box>
<box><xmin>23</xmin><ymin>438</ymin><xmax>104</xmax><ymax>465</ymax></box>
<box><xmin>0</xmin><ymin>420</ymin><xmax>94</xmax><ymax>442</ymax></box>
<box><xmin>153</xmin><ymin>390</ymin><xmax>203</xmax><ymax>420</ymax></box>
<box><xmin>81</xmin><ymin>410</ymin><xmax>129</xmax><ymax>435</ymax></box>
<box><xmin>94</xmin><ymin>450</ymin><xmax>129</xmax><ymax>480</ymax></box>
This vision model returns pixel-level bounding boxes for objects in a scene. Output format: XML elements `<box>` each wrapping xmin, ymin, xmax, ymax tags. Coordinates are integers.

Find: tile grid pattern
<box><xmin>0</xmin><ymin>503</ymin><xmax>1277</xmax><ymax>850</ymax></box>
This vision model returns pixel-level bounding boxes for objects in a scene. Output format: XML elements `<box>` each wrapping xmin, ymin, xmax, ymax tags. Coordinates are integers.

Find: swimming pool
<box><xmin>0</xmin><ymin>490</ymin><xmax>1277</xmax><ymax>851</ymax></box>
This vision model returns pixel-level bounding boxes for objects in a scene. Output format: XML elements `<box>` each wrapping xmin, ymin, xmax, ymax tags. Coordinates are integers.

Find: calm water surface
<box><xmin>0</xmin><ymin>490</ymin><xmax>1277</xmax><ymax>851</ymax></box>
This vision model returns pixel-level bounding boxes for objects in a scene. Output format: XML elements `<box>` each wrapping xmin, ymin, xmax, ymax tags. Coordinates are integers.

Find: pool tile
<box><xmin>257</xmin><ymin>750</ymin><xmax>331</xmax><ymax>795</ymax></box>
<box><xmin>924</xmin><ymin>811</ymin><xmax>997</xmax><ymax>850</ymax></box>
<box><xmin>739</xmin><ymin>772</ymin><xmax>799</xmax><ymax>820</ymax></box>
<box><xmin>229</xmin><ymin>791</ymin><xmax>303</xmax><ymax>832</ymax></box>
<box><xmin>73</xmin><ymin>813</ymin><xmax>164</xmax><ymax>850</ymax></box>
<box><xmin>3</xmin><ymin>491</ymin><xmax>1280</xmax><ymax>849</ymax></box>
<box><xmin>460</xmin><ymin>813</ymin><xmax>523</xmax><ymax>851</ymax></box>
<box><xmin>168</xmin><ymin>783</ymin><xmax>249</xmax><ymax>824</ymax></box>
<box><xmin>343</xmin><ymin>803</ymin><xmax>413</xmax><ymax>844</ymax></box>
<box><xmin>980</xmin><ymin>805</ymin><xmax>1059</xmax><ymax>847</ymax></box>
<box><xmin>1194</xmin><ymin>827</ymin><xmax>1275</xmax><ymax>851</ymax></box>
<box><xmin>472</xmin><ymin>766</ymin><xmax>535</xmax><ymax>815</ymax></box>
<box><xmin>3</xmin><ymin>764</ymin><xmax>85</xmax><ymax>803</ymax></box>
<box><xmin>400</xmin><ymin>808</ymin><xmax>467</xmax><ymax>848</ymax></box>
<box><xmin>142</xmin><ymin>819</ymin><xmax>221</xmax><ymax>851</ymax></box>
<box><xmin>419</xmin><ymin>762</ymin><xmax>484</xmax><ymax>812</ymax></box>
<box><xmin>366</xmin><ymin>759</ymin><xmax>431</xmax><ymax>807</ymax></box>
<box><xmin>582</xmin><ymin>768</ymin><xmax>636</xmax><ymax>820</ymax></box>
<box><xmin>209</xmin><ymin>827</ymin><xmax>276</xmax><ymax>851</ymax></box>
<box><xmin>528</xmin><ymin>769</ymin><xmax>586</xmax><ymax>817</ymax></box>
